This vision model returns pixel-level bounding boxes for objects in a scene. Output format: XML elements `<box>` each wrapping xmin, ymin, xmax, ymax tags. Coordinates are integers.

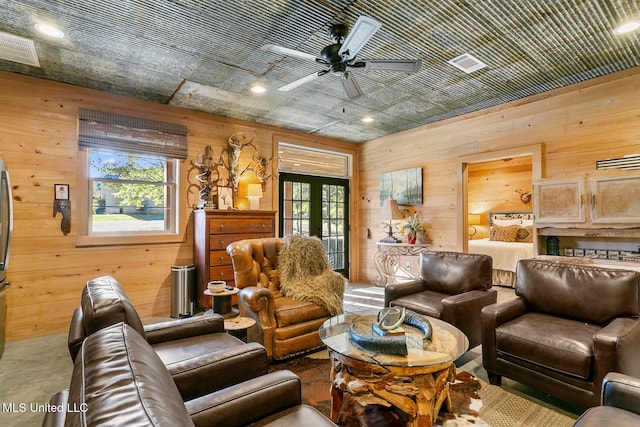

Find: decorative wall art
<box><xmin>379</xmin><ymin>167</ymin><xmax>423</xmax><ymax>206</ymax></box>
<box><xmin>188</xmin><ymin>132</ymin><xmax>274</xmax><ymax>209</ymax></box>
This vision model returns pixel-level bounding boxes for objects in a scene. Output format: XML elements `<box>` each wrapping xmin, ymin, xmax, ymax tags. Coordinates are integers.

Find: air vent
<box><xmin>0</xmin><ymin>31</ymin><xmax>40</xmax><ymax>67</ymax></box>
<box><xmin>596</xmin><ymin>154</ymin><xmax>640</xmax><ymax>170</ymax></box>
<box><xmin>448</xmin><ymin>53</ymin><xmax>486</xmax><ymax>74</ymax></box>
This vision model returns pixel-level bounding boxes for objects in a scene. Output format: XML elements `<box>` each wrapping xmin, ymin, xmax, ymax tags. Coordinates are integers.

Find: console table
<box><xmin>374</xmin><ymin>242</ymin><xmax>430</xmax><ymax>286</ymax></box>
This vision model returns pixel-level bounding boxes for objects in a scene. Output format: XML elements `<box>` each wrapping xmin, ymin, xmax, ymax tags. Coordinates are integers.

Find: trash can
<box><xmin>171</xmin><ymin>265</ymin><xmax>196</xmax><ymax>318</ymax></box>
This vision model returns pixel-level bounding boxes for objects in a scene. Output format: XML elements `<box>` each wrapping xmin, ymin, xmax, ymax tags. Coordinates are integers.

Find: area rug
<box><xmin>268</xmin><ymin>351</ymin><xmax>578</xmax><ymax>427</ymax></box>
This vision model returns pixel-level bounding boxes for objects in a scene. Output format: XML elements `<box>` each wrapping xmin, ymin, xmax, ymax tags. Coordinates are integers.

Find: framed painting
<box><xmin>217</xmin><ymin>187</ymin><xmax>233</xmax><ymax>210</ymax></box>
<box><xmin>379</xmin><ymin>167</ymin><xmax>422</xmax><ymax>206</ymax></box>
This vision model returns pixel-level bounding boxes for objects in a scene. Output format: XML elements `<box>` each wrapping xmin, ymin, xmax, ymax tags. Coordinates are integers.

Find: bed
<box><xmin>468</xmin><ymin>211</ymin><xmax>534</xmax><ymax>288</ymax></box>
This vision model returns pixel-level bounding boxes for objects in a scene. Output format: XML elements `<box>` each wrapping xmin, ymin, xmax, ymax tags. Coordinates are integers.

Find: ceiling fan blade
<box><xmin>278</xmin><ymin>71</ymin><xmax>324</xmax><ymax>92</ymax></box>
<box><xmin>338</xmin><ymin>16</ymin><xmax>382</xmax><ymax>60</ymax></box>
<box><xmin>341</xmin><ymin>72</ymin><xmax>363</xmax><ymax>99</ymax></box>
<box><xmin>362</xmin><ymin>59</ymin><xmax>422</xmax><ymax>73</ymax></box>
<box><xmin>261</xmin><ymin>44</ymin><xmax>318</xmax><ymax>62</ymax></box>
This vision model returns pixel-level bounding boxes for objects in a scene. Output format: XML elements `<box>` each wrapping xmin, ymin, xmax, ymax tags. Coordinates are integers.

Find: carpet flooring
<box><xmin>0</xmin><ymin>283</ymin><xmax>582</xmax><ymax>426</ymax></box>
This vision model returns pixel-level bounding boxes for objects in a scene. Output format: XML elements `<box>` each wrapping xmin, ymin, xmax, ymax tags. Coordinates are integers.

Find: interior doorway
<box><xmin>456</xmin><ymin>144</ymin><xmax>542</xmax><ymax>252</ymax></box>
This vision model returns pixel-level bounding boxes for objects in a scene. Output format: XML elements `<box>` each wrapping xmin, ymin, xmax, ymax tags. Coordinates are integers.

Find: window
<box><xmin>77</xmin><ymin>109</ymin><xmax>187</xmax><ymax>245</ymax></box>
<box><xmin>88</xmin><ymin>149</ymin><xmax>177</xmax><ymax>235</ymax></box>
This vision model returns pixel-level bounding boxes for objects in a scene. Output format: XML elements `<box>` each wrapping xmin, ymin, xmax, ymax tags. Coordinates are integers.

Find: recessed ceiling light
<box><xmin>293</xmin><ymin>163</ymin><xmax>301</xmax><ymax>167</ymax></box>
<box><xmin>250</xmin><ymin>85</ymin><xmax>267</xmax><ymax>94</ymax></box>
<box><xmin>615</xmin><ymin>21</ymin><xmax>640</xmax><ymax>34</ymax></box>
<box><xmin>34</xmin><ymin>23</ymin><xmax>65</xmax><ymax>38</ymax></box>
<box><xmin>362</xmin><ymin>117</ymin><xmax>374</xmax><ymax>123</ymax></box>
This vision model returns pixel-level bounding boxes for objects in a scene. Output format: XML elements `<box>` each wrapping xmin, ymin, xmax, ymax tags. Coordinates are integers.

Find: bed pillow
<box><xmin>514</xmin><ymin>225</ymin><xmax>533</xmax><ymax>242</ymax></box>
<box><xmin>492</xmin><ymin>219</ymin><xmax>522</xmax><ymax>227</ymax></box>
<box><xmin>490</xmin><ymin>224</ymin><xmax>519</xmax><ymax>242</ymax></box>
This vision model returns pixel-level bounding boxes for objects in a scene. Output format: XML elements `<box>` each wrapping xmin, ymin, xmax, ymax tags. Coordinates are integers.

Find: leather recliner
<box><xmin>43</xmin><ymin>322</ymin><xmax>337</xmax><ymax>427</ymax></box>
<box><xmin>384</xmin><ymin>251</ymin><xmax>496</xmax><ymax>349</ymax></box>
<box><xmin>573</xmin><ymin>372</ymin><xmax>640</xmax><ymax>427</ymax></box>
<box><xmin>482</xmin><ymin>259</ymin><xmax>640</xmax><ymax>408</ymax></box>
<box><xmin>67</xmin><ymin>275</ymin><xmax>268</xmax><ymax>400</ymax></box>
<box><xmin>227</xmin><ymin>237</ymin><xmax>345</xmax><ymax>360</ymax></box>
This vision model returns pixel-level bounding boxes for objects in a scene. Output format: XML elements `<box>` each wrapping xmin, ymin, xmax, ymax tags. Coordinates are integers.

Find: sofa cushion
<box><xmin>419</xmin><ymin>252</ymin><xmax>493</xmax><ymax>294</ymax></box>
<box><xmin>275</xmin><ymin>296</ymin><xmax>329</xmax><ymax>327</ymax></box>
<box><xmin>81</xmin><ymin>275</ymin><xmax>146</xmax><ymax>338</ymax></box>
<box><xmin>390</xmin><ymin>290</ymin><xmax>446</xmax><ymax>319</ymax></box>
<box><xmin>65</xmin><ymin>322</ymin><xmax>194</xmax><ymax>427</ymax></box>
<box><xmin>495</xmin><ymin>312</ymin><xmax>600</xmax><ymax>380</ymax></box>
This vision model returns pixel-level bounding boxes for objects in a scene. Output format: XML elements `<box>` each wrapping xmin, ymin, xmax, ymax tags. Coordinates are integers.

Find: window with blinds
<box><xmin>78</xmin><ymin>109</ymin><xmax>186</xmax><ymax>237</ymax></box>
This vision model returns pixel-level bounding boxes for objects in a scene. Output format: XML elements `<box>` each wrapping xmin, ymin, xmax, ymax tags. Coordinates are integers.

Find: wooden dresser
<box><xmin>193</xmin><ymin>209</ymin><xmax>276</xmax><ymax>308</ymax></box>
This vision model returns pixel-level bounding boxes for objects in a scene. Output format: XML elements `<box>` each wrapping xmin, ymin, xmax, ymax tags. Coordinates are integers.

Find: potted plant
<box><xmin>401</xmin><ymin>212</ymin><xmax>425</xmax><ymax>244</ymax></box>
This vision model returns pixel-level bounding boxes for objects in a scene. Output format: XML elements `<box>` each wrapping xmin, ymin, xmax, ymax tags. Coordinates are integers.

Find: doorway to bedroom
<box><xmin>457</xmin><ymin>144</ymin><xmax>542</xmax><ymax>286</ymax></box>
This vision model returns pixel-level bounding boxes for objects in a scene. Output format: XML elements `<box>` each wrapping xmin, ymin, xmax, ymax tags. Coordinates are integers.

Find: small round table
<box><xmin>203</xmin><ymin>287</ymin><xmax>239</xmax><ymax>318</ymax></box>
<box><xmin>319</xmin><ymin>312</ymin><xmax>468</xmax><ymax>427</ymax></box>
<box><xmin>224</xmin><ymin>316</ymin><xmax>256</xmax><ymax>342</ymax></box>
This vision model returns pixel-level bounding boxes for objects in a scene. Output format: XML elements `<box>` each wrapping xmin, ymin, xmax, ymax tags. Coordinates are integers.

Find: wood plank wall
<box><xmin>0</xmin><ymin>71</ymin><xmax>356</xmax><ymax>341</ymax></box>
<box><xmin>357</xmin><ymin>67</ymin><xmax>640</xmax><ymax>285</ymax></box>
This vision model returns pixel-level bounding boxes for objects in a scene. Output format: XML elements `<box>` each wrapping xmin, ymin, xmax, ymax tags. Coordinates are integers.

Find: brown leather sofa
<box><xmin>482</xmin><ymin>259</ymin><xmax>640</xmax><ymax>408</ymax></box>
<box><xmin>43</xmin><ymin>322</ymin><xmax>337</xmax><ymax>427</ymax></box>
<box><xmin>573</xmin><ymin>372</ymin><xmax>640</xmax><ymax>427</ymax></box>
<box><xmin>384</xmin><ymin>251</ymin><xmax>496</xmax><ymax>349</ymax></box>
<box><xmin>67</xmin><ymin>275</ymin><xmax>268</xmax><ymax>399</ymax></box>
<box><xmin>227</xmin><ymin>237</ymin><xmax>343</xmax><ymax>360</ymax></box>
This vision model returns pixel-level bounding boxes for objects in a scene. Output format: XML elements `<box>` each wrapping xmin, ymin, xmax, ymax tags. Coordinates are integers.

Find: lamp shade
<box><xmin>247</xmin><ymin>183</ymin><xmax>263</xmax><ymax>198</ymax></box>
<box><xmin>468</xmin><ymin>213</ymin><xmax>481</xmax><ymax>225</ymax></box>
<box><xmin>381</xmin><ymin>196</ymin><xmax>403</xmax><ymax>220</ymax></box>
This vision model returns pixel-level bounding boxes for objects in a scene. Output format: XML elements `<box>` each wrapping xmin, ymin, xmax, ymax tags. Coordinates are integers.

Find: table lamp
<box><xmin>247</xmin><ymin>183</ymin><xmax>263</xmax><ymax>210</ymax></box>
<box><xmin>380</xmin><ymin>195</ymin><xmax>403</xmax><ymax>243</ymax></box>
<box><xmin>468</xmin><ymin>213</ymin><xmax>481</xmax><ymax>238</ymax></box>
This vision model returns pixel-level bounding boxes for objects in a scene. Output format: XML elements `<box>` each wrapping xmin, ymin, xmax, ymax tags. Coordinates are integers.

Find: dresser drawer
<box><xmin>208</xmin><ymin>265</ymin><xmax>235</xmax><ymax>282</ymax></box>
<box><xmin>209</xmin><ymin>233</ymin><xmax>274</xmax><ymax>250</ymax></box>
<box><xmin>208</xmin><ymin>218</ymin><xmax>273</xmax><ymax>235</ymax></box>
<box><xmin>209</xmin><ymin>250</ymin><xmax>231</xmax><ymax>266</ymax></box>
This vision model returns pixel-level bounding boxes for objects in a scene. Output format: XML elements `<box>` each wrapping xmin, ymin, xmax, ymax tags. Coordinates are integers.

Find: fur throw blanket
<box><xmin>278</xmin><ymin>235</ymin><xmax>345</xmax><ymax>316</ymax></box>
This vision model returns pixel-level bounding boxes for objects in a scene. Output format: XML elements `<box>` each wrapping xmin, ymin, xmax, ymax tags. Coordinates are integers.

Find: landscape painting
<box><xmin>379</xmin><ymin>167</ymin><xmax>423</xmax><ymax>206</ymax></box>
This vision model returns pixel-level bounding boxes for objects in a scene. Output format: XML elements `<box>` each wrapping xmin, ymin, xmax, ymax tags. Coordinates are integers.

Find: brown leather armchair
<box><xmin>573</xmin><ymin>372</ymin><xmax>640</xmax><ymax>427</ymax></box>
<box><xmin>227</xmin><ymin>237</ymin><xmax>345</xmax><ymax>360</ymax></box>
<box><xmin>482</xmin><ymin>259</ymin><xmax>640</xmax><ymax>408</ymax></box>
<box><xmin>44</xmin><ymin>322</ymin><xmax>336</xmax><ymax>427</ymax></box>
<box><xmin>384</xmin><ymin>251</ymin><xmax>496</xmax><ymax>349</ymax></box>
<box><xmin>67</xmin><ymin>276</ymin><xmax>268</xmax><ymax>400</ymax></box>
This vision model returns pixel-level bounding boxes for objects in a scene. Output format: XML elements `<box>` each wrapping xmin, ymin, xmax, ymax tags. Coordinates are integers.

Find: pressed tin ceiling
<box><xmin>1</xmin><ymin>1</ymin><xmax>639</xmax><ymax>143</ymax></box>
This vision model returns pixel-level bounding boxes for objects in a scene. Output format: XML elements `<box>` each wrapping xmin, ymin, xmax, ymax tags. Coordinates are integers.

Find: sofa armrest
<box><xmin>67</xmin><ymin>307</ymin><xmax>85</xmax><ymax>362</ymax></box>
<box><xmin>601</xmin><ymin>372</ymin><xmax>640</xmax><ymax>414</ymax></box>
<box><xmin>593</xmin><ymin>317</ymin><xmax>640</xmax><ymax>389</ymax></box>
<box><xmin>481</xmin><ymin>297</ymin><xmax>527</xmax><ymax>370</ymax></box>
<box><xmin>169</xmin><ymin>342</ymin><xmax>268</xmax><ymax>401</ymax></box>
<box><xmin>41</xmin><ymin>389</ymin><xmax>69</xmax><ymax>427</ymax></box>
<box><xmin>384</xmin><ymin>279</ymin><xmax>425</xmax><ymax>307</ymax></box>
<box><xmin>185</xmin><ymin>370</ymin><xmax>302</xmax><ymax>427</ymax></box>
<box><xmin>442</xmin><ymin>289</ymin><xmax>497</xmax><ymax>347</ymax></box>
<box><xmin>144</xmin><ymin>314</ymin><xmax>225</xmax><ymax>344</ymax></box>
<box><xmin>240</xmin><ymin>286</ymin><xmax>276</xmax><ymax>325</ymax></box>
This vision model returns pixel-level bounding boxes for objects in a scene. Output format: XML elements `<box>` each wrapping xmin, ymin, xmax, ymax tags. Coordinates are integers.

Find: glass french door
<box><xmin>279</xmin><ymin>172</ymin><xmax>349</xmax><ymax>278</ymax></box>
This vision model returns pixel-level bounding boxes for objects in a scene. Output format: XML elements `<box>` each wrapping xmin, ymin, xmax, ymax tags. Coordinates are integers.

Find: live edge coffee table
<box><xmin>318</xmin><ymin>312</ymin><xmax>468</xmax><ymax>427</ymax></box>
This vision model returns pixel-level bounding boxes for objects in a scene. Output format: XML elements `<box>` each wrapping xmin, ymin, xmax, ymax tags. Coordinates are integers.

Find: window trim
<box><xmin>75</xmin><ymin>148</ymin><xmax>185</xmax><ymax>247</ymax></box>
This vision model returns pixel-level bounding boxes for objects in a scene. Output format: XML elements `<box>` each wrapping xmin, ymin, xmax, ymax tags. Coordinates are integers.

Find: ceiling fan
<box><xmin>262</xmin><ymin>16</ymin><xmax>422</xmax><ymax>99</ymax></box>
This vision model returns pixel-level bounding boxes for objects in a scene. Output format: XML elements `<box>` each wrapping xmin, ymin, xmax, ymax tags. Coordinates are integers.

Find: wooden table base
<box><xmin>329</xmin><ymin>351</ymin><xmax>456</xmax><ymax>427</ymax></box>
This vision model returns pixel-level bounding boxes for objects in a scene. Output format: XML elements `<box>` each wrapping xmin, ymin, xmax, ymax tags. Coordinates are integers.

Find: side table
<box><xmin>224</xmin><ymin>316</ymin><xmax>256</xmax><ymax>342</ymax></box>
<box><xmin>203</xmin><ymin>287</ymin><xmax>239</xmax><ymax>318</ymax></box>
<box><xmin>374</xmin><ymin>242</ymin><xmax>430</xmax><ymax>286</ymax></box>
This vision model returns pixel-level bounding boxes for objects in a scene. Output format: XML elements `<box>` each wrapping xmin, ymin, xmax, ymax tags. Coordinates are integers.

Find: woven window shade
<box><xmin>78</xmin><ymin>108</ymin><xmax>187</xmax><ymax>159</ymax></box>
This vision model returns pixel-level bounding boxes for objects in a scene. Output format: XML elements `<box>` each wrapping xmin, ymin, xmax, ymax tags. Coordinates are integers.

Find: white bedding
<box><xmin>468</xmin><ymin>238</ymin><xmax>534</xmax><ymax>273</ymax></box>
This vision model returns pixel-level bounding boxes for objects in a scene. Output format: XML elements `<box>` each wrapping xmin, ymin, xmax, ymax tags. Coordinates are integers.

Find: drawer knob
<box><xmin>261</xmin><ymin>224</ymin><xmax>265</xmax><ymax>229</ymax></box>
<box><xmin>219</xmin><ymin>224</ymin><xmax>224</xmax><ymax>231</ymax></box>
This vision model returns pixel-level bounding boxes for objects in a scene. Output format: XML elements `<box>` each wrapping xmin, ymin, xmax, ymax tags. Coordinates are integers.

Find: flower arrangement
<box><xmin>400</xmin><ymin>212</ymin><xmax>425</xmax><ymax>243</ymax></box>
